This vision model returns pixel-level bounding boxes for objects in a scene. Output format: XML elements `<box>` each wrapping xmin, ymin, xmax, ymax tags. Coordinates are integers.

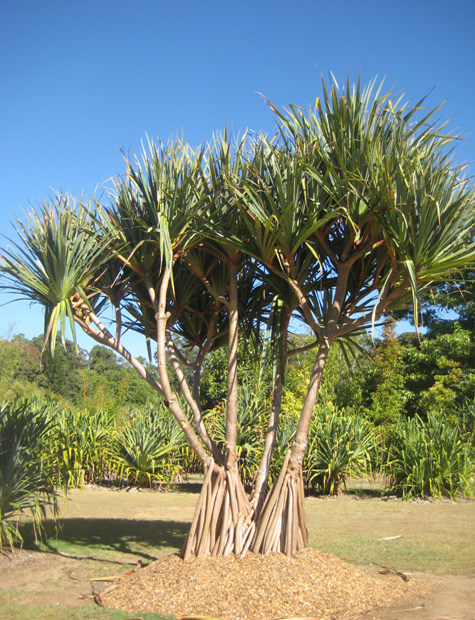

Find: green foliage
<box><xmin>199</xmin><ymin>340</ymin><xmax>273</xmax><ymax>412</ymax></box>
<box><xmin>362</xmin><ymin>319</ymin><xmax>409</xmax><ymax>424</ymax></box>
<box><xmin>457</xmin><ymin>398</ymin><xmax>475</xmax><ymax>446</ymax></box>
<box><xmin>385</xmin><ymin>414</ymin><xmax>475</xmax><ymax>499</ymax></box>
<box><xmin>31</xmin><ymin>336</ymin><xmax>87</xmax><ymax>403</ymax></box>
<box><xmin>0</xmin><ymin>399</ymin><xmax>60</xmax><ymax>549</ymax></box>
<box><xmin>50</xmin><ymin>406</ymin><xmax>115</xmax><ymax>487</ymax></box>
<box><xmin>0</xmin><ymin>335</ymin><xmax>162</xmax><ymax>413</ymax></box>
<box><xmin>81</xmin><ymin>346</ymin><xmax>162</xmax><ymax>412</ymax></box>
<box><xmin>112</xmin><ymin>404</ymin><xmax>185</xmax><ymax>487</ymax></box>
<box><xmin>402</xmin><ymin>324</ymin><xmax>475</xmax><ymax>419</ymax></box>
<box><xmin>304</xmin><ymin>406</ymin><xmax>374</xmax><ymax>495</ymax></box>
<box><xmin>0</xmin><ymin>334</ymin><xmax>44</xmax><ymax>401</ymax></box>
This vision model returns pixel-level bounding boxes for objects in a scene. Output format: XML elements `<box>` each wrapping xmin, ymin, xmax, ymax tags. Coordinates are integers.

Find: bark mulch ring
<box><xmin>102</xmin><ymin>548</ymin><xmax>426</xmax><ymax>620</ymax></box>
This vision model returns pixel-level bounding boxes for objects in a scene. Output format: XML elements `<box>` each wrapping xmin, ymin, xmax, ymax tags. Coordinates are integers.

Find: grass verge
<box><xmin>1</xmin><ymin>486</ymin><xmax>474</xmax><ymax>620</ymax></box>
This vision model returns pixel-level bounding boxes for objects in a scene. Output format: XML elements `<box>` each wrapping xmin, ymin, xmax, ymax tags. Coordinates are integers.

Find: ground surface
<box><xmin>0</xmin><ymin>485</ymin><xmax>474</xmax><ymax>619</ymax></box>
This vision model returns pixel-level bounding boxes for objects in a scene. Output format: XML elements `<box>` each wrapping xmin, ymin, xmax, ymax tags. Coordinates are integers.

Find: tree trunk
<box><xmin>181</xmin><ymin>460</ymin><xmax>255</xmax><ymax>559</ymax></box>
<box><xmin>251</xmin><ymin>310</ymin><xmax>290</xmax><ymax>512</ymax></box>
<box><xmin>225</xmin><ymin>262</ymin><xmax>239</xmax><ymax>470</ymax></box>
<box><xmin>251</xmin><ymin>342</ymin><xmax>330</xmax><ymax>556</ymax></box>
<box><xmin>182</xmin><ymin>341</ymin><xmax>330</xmax><ymax>558</ymax></box>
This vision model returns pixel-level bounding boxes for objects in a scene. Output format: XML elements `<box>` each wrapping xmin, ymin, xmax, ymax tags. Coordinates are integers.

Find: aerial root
<box><xmin>251</xmin><ymin>456</ymin><xmax>308</xmax><ymax>557</ymax></box>
<box><xmin>182</xmin><ymin>460</ymin><xmax>254</xmax><ymax>559</ymax></box>
<box><xmin>182</xmin><ymin>456</ymin><xmax>308</xmax><ymax>559</ymax></box>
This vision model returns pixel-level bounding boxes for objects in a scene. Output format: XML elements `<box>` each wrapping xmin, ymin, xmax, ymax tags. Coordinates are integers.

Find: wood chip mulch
<box><xmin>103</xmin><ymin>548</ymin><xmax>426</xmax><ymax>619</ymax></box>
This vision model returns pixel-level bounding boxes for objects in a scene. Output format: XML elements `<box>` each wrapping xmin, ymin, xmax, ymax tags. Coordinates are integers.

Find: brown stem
<box><xmin>155</xmin><ymin>267</ymin><xmax>214</xmax><ymax>469</ymax></box>
<box><xmin>251</xmin><ymin>451</ymin><xmax>291</xmax><ymax>553</ymax></box>
<box><xmin>166</xmin><ymin>327</ymin><xmax>222</xmax><ymax>463</ymax></box>
<box><xmin>289</xmin><ymin>341</ymin><xmax>330</xmax><ymax>474</ymax></box>
<box><xmin>183</xmin><ymin>459</ymin><xmax>215</xmax><ymax>560</ymax></box>
<box><xmin>252</xmin><ymin>310</ymin><xmax>290</xmax><ymax>511</ymax></box>
<box><xmin>225</xmin><ymin>261</ymin><xmax>239</xmax><ymax>470</ymax></box>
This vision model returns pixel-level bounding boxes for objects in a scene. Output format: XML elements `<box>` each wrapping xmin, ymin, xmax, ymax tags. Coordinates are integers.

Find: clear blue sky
<box><xmin>1</xmin><ymin>0</ymin><xmax>474</xmax><ymax>355</ymax></box>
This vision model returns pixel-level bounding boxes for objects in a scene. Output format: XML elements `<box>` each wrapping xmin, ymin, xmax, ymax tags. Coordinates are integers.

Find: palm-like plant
<box><xmin>113</xmin><ymin>404</ymin><xmax>185</xmax><ymax>487</ymax></box>
<box><xmin>304</xmin><ymin>407</ymin><xmax>373</xmax><ymax>495</ymax></box>
<box><xmin>231</xmin><ymin>76</ymin><xmax>475</xmax><ymax>555</ymax></box>
<box><xmin>385</xmin><ymin>414</ymin><xmax>474</xmax><ymax>499</ymax></box>
<box><xmin>0</xmin><ymin>399</ymin><xmax>60</xmax><ymax>549</ymax></box>
<box><xmin>51</xmin><ymin>407</ymin><xmax>115</xmax><ymax>487</ymax></box>
<box><xmin>0</xmin><ymin>195</ymin><xmax>107</xmax><ymax>354</ymax></box>
<box><xmin>1</xmin><ymin>75</ymin><xmax>474</xmax><ymax>559</ymax></box>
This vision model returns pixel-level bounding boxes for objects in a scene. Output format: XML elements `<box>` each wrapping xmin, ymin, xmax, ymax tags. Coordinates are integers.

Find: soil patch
<box><xmin>103</xmin><ymin>548</ymin><xmax>426</xmax><ymax>620</ymax></box>
<box><xmin>0</xmin><ymin>549</ymin><xmax>85</xmax><ymax>608</ymax></box>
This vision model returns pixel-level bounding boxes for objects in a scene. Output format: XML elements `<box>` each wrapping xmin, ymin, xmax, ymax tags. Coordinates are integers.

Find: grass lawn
<box><xmin>1</xmin><ymin>484</ymin><xmax>474</xmax><ymax>620</ymax></box>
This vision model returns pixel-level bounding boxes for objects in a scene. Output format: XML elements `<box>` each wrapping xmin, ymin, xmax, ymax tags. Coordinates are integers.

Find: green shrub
<box><xmin>457</xmin><ymin>398</ymin><xmax>475</xmax><ymax>446</ymax></box>
<box><xmin>0</xmin><ymin>399</ymin><xmax>60</xmax><ymax>549</ymax></box>
<box><xmin>304</xmin><ymin>406</ymin><xmax>374</xmax><ymax>495</ymax></box>
<box><xmin>112</xmin><ymin>404</ymin><xmax>185</xmax><ymax>486</ymax></box>
<box><xmin>385</xmin><ymin>414</ymin><xmax>475</xmax><ymax>499</ymax></box>
<box><xmin>50</xmin><ymin>406</ymin><xmax>115</xmax><ymax>487</ymax></box>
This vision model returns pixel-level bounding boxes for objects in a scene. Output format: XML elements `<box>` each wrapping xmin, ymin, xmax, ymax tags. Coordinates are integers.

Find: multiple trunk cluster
<box><xmin>2</xmin><ymin>76</ymin><xmax>474</xmax><ymax>559</ymax></box>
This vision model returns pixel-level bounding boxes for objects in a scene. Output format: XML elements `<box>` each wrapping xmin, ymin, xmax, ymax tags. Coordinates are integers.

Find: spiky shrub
<box><xmin>0</xmin><ymin>399</ymin><xmax>60</xmax><ymax>549</ymax></box>
<box><xmin>112</xmin><ymin>404</ymin><xmax>185</xmax><ymax>487</ymax></box>
<box><xmin>178</xmin><ymin>445</ymin><xmax>203</xmax><ymax>475</ymax></box>
<box><xmin>304</xmin><ymin>406</ymin><xmax>374</xmax><ymax>495</ymax></box>
<box><xmin>51</xmin><ymin>406</ymin><xmax>115</xmax><ymax>487</ymax></box>
<box><xmin>385</xmin><ymin>414</ymin><xmax>475</xmax><ymax>499</ymax></box>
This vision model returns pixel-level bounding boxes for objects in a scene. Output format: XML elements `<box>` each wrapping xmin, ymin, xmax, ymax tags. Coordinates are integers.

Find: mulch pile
<box><xmin>103</xmin><ymin>548</ymin><xmax>426</xmax><ymax>619</ymax></box>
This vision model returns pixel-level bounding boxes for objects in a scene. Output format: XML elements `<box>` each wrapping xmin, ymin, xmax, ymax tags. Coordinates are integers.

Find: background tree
<box><xmin>0</xmin><ymin>334</ymin><xmax>43</xmax><ymax>400</ymax></box>
<box><xmin>362</xmin><ymin>319</ymin><xmax>408</xmax><ymax>424</ymax></box>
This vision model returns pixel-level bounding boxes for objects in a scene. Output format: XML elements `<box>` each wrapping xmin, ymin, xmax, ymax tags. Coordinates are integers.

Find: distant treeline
<box><xmin>1</xmin><ymin>312</ymin><xmax>474</xmax><ymax>425</ymax></box>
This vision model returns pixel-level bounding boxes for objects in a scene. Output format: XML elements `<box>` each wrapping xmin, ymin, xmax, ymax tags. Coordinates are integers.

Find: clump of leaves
<box><xmin>304</xmin><ymin>406</ymin><xmax>374</xmax><ymax>495</ymax></box>
<box><xmin>112</xmin><ymin>404</ymin><xmax>185</xmax><ymax>487</ymax></box>
<box><xmin>385</xmin><ymin>414</ymin><xmax>475</xmax><ymax>499</ymax></box>
<box><xmin>0</xmin><ymin>398</ymin><xmax>60</xmax><ymax>550</ymax></box>
<box><xmin>51</xmin><ymin>406</ymin><xmax>115</xmax><ymax>487</ymax></box>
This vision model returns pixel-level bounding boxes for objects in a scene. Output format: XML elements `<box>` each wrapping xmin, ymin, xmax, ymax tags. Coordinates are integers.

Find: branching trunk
<box><xmin>155</xmin><ymin>267</ymin><xmax>215</xmax><ymax>469</ymax></box>
<box><xmin>251</xmin><ymin>310</ymin><xmax>290</xmax><ymax>512</ymax></box>
<box><xmin>166</xmin><ymin>325</ymin><xmax>222</xmax><ymax>463</ymax></box>
<box><xmin>251</xmin><ymin>342</ymin><xmax>330</xmax><ymax>556</ymax></box>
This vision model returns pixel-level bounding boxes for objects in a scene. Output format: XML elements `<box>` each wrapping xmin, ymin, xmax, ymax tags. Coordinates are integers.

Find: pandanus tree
<box><xmin>233</xmin><ymin>78</ymin><xmax>475</xmax><ymax>554</ymax></box>
<box><xmin>1</xmin><ymin>76</ymin><xmax>474</xmax><ymax>558</ymax></box>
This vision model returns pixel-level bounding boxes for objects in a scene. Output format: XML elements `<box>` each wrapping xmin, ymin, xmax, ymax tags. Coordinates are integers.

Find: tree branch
<box><xmin>155</xmin><ymin>266</ymin><xmax>217</xmax><ymax>470</ymax></box>
<box><xmin>165</xmin><ymin>323</ymin><xmax>222</xmax><ymax>463</ymax></box>
<box><xmin>73</xmin><ymin>312</ymin><xmax>163</xmax><ymax>396</ymax></box>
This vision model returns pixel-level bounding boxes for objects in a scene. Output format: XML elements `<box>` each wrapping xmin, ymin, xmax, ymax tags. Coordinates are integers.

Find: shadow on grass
<box><xmin>19</xmin><ymin>518</ymin><xmax>189</xmax><ymax>564</ymax></box>
<box><xmin>168</xmin><ymin>481</ymin><xmax>202</xmax><ymax>494</ymax></box>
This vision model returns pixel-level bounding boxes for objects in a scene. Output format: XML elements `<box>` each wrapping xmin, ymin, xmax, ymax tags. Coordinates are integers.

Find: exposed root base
<box><xmin>251</xmin><ymin>453</ymin><xmax>308</xmax><ymax>556</ymax></box>
<box><xmin>182</xmin><ymin>460</ymin><xmax>255</xmax><ymax>559</ymax></box>
<box><xmin>182</xmin><ymin>456</ymin><xmax>308</xmax><ymax>559</ymax></box>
